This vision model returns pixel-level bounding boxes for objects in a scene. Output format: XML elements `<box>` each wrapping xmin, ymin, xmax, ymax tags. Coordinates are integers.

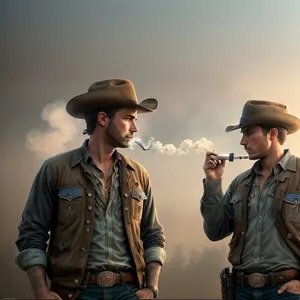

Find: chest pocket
<box><xmin>58</xmin><ymin>187</ymin><xmax>83</xmax><ymax>219</ymax></box>
<box><xmin>229</xmin><ymin>194</ymin><xmax>243</xmax><ymax>219</ymax></box>
<box><xmin>283</xmin><ymin>193</ymin><xmax>300</xmax><ymax>222</ymax></box>
<box><xmin>130</xmin><ymin>189</ymin><xmax>147</xmax><ymax>220</ymax></box>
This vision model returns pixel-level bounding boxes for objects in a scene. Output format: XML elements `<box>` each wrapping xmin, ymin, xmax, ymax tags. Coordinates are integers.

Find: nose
<box><xmin>240</xmin><ymin>135</ymin><xmax>246</xmax><ymax>146</ymax></box>
<box><xmin>131</xmin><ymin>121</ymin><xmax>138</xmax><ymax>133</ymax></box>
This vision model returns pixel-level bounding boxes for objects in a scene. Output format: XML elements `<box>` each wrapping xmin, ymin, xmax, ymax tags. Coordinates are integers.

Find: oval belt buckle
<box><xmin>248</xmin><ymin>273</ymin><xmax>265</xmax><ymax>288</ymax></box>
<box><xmin>97</xmin><ymin>271</ymin><xmax>116</xmax><ymax>287</ymax></box>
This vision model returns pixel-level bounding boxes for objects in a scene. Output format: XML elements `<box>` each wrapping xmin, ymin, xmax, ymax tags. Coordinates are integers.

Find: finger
<box><xmin>206</xmin><ymin>151</ymin><xmax>218</xmax><ymax>159</ymax></box>
<box><xmin>277</xmin><ymin>283</ymin><xmax>288</xmax><ymax>294</ymax></box>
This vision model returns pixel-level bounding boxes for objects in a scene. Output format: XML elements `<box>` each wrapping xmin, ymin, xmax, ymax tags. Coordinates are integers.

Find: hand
<box><xmin>203</xmin><ymin>150</ymin><xmax>226</xmax><ymax>181</ymax></box>
<box><xmin>277</xmin><ymin>280</ymin><xmax>300</xmax><ymax>295</ymax></box>
<box><xmin>135</xmin><ymin>287</ymin><xmax>155</xmax><ymax>299</ymax></box>
<box><xmin>35</xmin><ymin>290</ymin><xmax>63</xmax><ymax>300</ymax></box>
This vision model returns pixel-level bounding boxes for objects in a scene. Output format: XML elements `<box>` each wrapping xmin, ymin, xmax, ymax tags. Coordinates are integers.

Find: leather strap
<box><xmin>86</xmin><ymin>271</ymin><xmax>138</xmax><ymax>286</ymax></box>
<box><xmin>235</xmin><ymin>269</ymin><xmax>299</xmax><ymax>287</ymax></box>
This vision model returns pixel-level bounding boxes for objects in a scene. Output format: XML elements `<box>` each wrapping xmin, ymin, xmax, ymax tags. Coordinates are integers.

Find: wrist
<box><xmin>33</xmin><ymin>287</ymin><xmax>50</xmax><ymax>298</ymax></box>
<box><xmin>145</xmin><ymin>284</ymin><xmax>159</xmax><ymax>298</ymax></box>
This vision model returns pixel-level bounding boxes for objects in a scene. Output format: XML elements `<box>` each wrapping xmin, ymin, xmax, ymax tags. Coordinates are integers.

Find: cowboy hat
<box><xmin>225</xmin><ymin>100</ymin><xmax>300</xmax><ymax>134</ymax></box>
<box><xmin>66</xmin><ymin>79</ymin><xmax>158</xmax><ymax>119</ymax></box>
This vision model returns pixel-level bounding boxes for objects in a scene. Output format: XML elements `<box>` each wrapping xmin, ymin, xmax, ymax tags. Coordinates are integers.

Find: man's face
<box><xmin>106</xmin><ymin>108</ymin><xmax>138</xmax><ymax>148</ymax></box>
<box><xmin>240</xmin><ymin>125</ymin><xmax>271</xmax><ymax>160</ymax></box>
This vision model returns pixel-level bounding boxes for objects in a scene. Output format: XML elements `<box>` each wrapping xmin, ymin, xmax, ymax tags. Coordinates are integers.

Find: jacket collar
<box><xmin>70</xmin><ymin>139</ymin><xmax>135</xmax><ymax>171</ymax></box>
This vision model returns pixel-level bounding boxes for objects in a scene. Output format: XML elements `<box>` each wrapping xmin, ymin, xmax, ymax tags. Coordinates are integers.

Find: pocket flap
<box><xmin>58</xmin><ymin>187</ymin><xmax>82</xmax><ymax>201</ymax></box>
<box><xmin>130</xmin><ymin>189</ymin><xmax>147</xmax><ymax>201</ymax></box>
<box><xmin>229</xmin><ymin>194</ymin><xmax>243</xmax><ymax>205</ymax></box>
<box><xmin>284</xmin><ymin>193</ymin><xmax>300</xmax><ymax>205</ymax></box>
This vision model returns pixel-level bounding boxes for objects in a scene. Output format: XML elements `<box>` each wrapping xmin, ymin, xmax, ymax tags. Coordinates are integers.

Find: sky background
<box><xmin>2</xmin><ymin>0</ymin><xmax>300</xmax><ymax>298</ymax></box>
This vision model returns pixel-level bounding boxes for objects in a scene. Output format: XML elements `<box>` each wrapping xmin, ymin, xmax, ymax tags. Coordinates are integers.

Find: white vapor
<box><xmin>26</xmin><ymin>101</ymin><xmax>214</xmax><ymax>160</ymax></box>
<box><xmin>130</xmin><ymin>137</ymin><xmax>214</xmax><ymax>155</ymax></box>
<box><xmin>25</xmin><ymin>101</ymin><xmax>84</xmax><ymax>160</ymax></box>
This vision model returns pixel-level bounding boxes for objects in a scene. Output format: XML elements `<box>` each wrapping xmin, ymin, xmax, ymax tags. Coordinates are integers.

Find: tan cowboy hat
<box><xmin>225</xmin><ymin>100</ymin><xmax>300</xmax><ymax>134</ymax></box>
<box><xmin>66</xmin><ymin>79</ymin><xmax>158</xmax><ymax>119</ymax></box>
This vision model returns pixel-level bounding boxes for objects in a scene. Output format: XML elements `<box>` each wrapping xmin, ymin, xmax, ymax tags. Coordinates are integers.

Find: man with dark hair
<box><xmin>201</xmin><ymin>100</ymin><xmax>300</xmax><ymax>299</ymax></box>
<box><xmin>16</xmin><ymin>79</ymin><xmax>166</xmax><ymax>300</ymax></box>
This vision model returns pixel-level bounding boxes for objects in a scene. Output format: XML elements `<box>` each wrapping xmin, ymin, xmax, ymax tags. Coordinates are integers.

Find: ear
<box><xmin>269</xmin><ymin>128</ymin><xmax>278</xmax><ymax>140</ymax></box>
<box><xmin>97</xmin><ymin>111</ymin><xmax>109</xmax><ymax>127</ymax></box>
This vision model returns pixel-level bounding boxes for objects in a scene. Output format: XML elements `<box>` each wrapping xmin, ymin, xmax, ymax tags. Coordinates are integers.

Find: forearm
<box><xmin>200</xmin><ymin>179</ymin><xmax>233</xmax><ymax>240</ymax></box>
<box><xmin>145</xmin><ymin>262</ymin><xmax>161</xmax><ymax>288</ymax></box>
<box><xmin>26</xmin><ymin>265</ymin><xmax>49</xmax><ymax>297</ymax></box>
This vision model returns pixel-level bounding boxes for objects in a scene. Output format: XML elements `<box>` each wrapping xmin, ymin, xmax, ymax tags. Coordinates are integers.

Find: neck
<box><xmin>259</xmin><ymin>146</ymin><xmax>284</xmax><ymax>174</ymax></box>
<box><xmin>87</xmin><ymin>134</ymin><xmax>115</xmax><ymax>166</ymax></box>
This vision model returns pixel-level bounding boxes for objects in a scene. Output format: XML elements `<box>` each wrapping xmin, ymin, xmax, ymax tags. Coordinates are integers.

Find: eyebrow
<box><xmin>125</xmin><ymin>114</ymin><xmax>137</xmax><ymax>120</ymax></box>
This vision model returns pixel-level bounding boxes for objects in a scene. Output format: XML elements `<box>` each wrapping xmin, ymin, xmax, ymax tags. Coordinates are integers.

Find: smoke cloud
<box><xmin>131</xmin><ymin>137</ymin><xmax>214</xmax><ymax>155</ymax></box>
<box><xmin>26</xmin><ymin>101</ymin><xmax>214</xmax><ymax>159</ymax></box>
<box><xmin>25</xmin><ymin>101</ymin><xmax>84</xmax><ymax>160</ymax></box>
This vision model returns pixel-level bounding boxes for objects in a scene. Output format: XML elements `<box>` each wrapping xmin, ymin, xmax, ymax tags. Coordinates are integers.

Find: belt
<box><xmin>235</xmin><ymin>269</ymin><xmax>299</xmax><ymax>288</ymax></box>
<box><xmin>84</xmin><ymin>271</ymin><xmax>138</xmax><ymax>287</ymax></box>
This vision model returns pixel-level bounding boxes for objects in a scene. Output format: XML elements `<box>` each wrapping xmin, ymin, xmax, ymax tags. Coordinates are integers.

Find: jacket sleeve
<box><xmin>200</xmin><ymin>179</ymin><xmax>234</xmax><ymax>241</ymax></box>
<box><xmin>15</xmin><ymin>159</ymin><xmax>56</xmax><ymax>270</ymax></box>
<box><xmin>140</xmin><ymin>175</ymin><xmax>167</xmax><ymax>266</ymax></box>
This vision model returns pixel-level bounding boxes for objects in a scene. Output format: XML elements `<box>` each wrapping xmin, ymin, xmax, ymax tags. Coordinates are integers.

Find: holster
<box><xmin>220</xmin><ymin>267</ymin><xmax>235</xmax><ymax>300</ymax></box>
<box><xmin>50</xmin><ymin>283</ymin><xmax>83</xmax><ymax>300</ymax></box>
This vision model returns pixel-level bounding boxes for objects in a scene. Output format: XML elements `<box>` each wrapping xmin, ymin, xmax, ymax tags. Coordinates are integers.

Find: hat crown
<box><xmin>242</xmin><ymin>100</ymin><xmax>288</xmax><ymax>118</ymax></box>
<box><xmin>88</xmin><ymin>79</ymin><xmax>137</xmax><ymax>102</ymax></box>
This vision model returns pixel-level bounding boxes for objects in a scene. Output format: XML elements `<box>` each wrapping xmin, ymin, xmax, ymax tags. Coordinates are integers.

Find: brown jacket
<box><xmin>228</xmin><ymin>156</ymin><xmax>300</xmax><ymax>265</ymax></box>
<box><xmin>16</xmin><ymin>145</ymin><xmax>165</xmax><ymax>290</ymax></box>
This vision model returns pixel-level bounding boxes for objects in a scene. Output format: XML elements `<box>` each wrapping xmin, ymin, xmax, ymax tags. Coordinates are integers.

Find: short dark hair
<box><xmin>260</xmin><ymin>124</ymin><xmax>287</xmax><ymax>145</ymax></box>
<box><xmin>84</xmin><ymin>108</ymin><xmax>120</xmax><ymax>135</ymax></box>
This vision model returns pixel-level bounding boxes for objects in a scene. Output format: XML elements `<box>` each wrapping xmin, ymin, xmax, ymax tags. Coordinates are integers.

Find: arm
<box><xmin>15</xmin><ymin>160</ymin><xmax>57</xmax><ymax>297</ymax></box>
<box><xmin>200</xmin><ymin>151</ymin><xmax>234</xmax><ymax>241</ymax></box>
<box><xmin>139</xmin><ymin>175</ymin><xmax>166</xmax><ymax>298</ymax></box>
<box><xmin>200</xmin><ymin>179</ymin><xmax>234</xmax><ymax>241</ymax></box>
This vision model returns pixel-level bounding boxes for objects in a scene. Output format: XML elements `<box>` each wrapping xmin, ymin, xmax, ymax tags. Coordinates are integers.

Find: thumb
<box><xmin>277</xmin><ymin>283</ymin><xmax>288</xmax><ymax>294</ymax></box>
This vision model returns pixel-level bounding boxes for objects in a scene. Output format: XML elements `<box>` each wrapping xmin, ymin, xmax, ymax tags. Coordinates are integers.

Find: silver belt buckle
<box><xmin>248</xmin><ymin>273</ymin><xmax>265</xmax><ymax>288</ymax></box>
<box><xmin>97</xmin><ymin>271</ymin><xmax>116</xmax><ymax>287</ymax></box>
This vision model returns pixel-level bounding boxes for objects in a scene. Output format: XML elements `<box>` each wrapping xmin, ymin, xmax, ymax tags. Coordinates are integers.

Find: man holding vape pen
<box><xmin>201</xmin><ymin>100</ymin><xmax>300</xmax><ymax>299</ymax></box>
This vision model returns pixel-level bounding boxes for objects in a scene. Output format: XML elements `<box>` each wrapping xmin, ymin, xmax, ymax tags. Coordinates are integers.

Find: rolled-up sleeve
<box><xmin>15</xmin><ymin>159</ymin><xmax>56</xmax><ymax>270</ymax></box>
<box><xmin>144</xmin><ymin>246</ymin><xmax>167</xmax><ymax>266</ymax></box>
<box><xmin>200</xmin><ymin>179</ymin><xmax>234</xmax><ymax>241</ymax></box>
<box><xmin>140</xmin><ymin>176</ymin><xmax>167</xmax><ymax>265</ymax></box>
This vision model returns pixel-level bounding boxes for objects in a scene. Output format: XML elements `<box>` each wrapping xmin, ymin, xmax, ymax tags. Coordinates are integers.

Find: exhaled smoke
<box><xmin>25</xmin><ymin>101</ymin><xmax>84</xmax><ymax>160</ymax></box>
<box><xmin>130</xmin><ymin>137</ymin><xmax>214</xmax><ymax>155</ymax></box>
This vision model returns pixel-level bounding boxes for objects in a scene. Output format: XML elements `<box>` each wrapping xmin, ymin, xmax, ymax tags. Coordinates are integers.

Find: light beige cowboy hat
<box><xmin>66</xmin><ymin>79</ymin><xmax>158</xmax><ymax>119</ymax></box>
<box><xmin>225</xmin><ymin>100</ymin><xmax>300</xmax><ymax>134</ymax></box>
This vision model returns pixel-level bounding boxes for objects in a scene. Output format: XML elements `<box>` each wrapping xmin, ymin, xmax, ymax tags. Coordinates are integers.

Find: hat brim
<box><xmin>66</xmin><ymin>92</ymin><xmax>158</xmax><ymax>119</ymax></box>
<box><xmin>225</xmin><ymin>114</ymin><xmax>300</xmax><ymax>135</ymax></box>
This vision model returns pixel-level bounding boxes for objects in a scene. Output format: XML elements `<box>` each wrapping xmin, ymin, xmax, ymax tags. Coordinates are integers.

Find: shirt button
<box><xmin>87</xmin><ymin>205</ymin><xmax>93</xmax><ymax>211</ymax></box>
<box><xmin>86</xmin><ymin>220</ymin><xmax>91</xmax><ymax>224</ymax></box>
<box><xmin>87</xmin><ymin>192</ymin><xmax>92</xmax><ymax>197</ymax></box>
<box><xmin>124</xmin><ymin>207</ymin><xmax>129</xmax><ymax>212</ymax></box>
<box><xmin>241</xmin><ymin>232</ymin><xmax>245</xmax><ymax>235</ymax></box>
<box><xmin>74</xmin><ymin>279</ymin><xmax>79</xmax><ymax>283</ymax></box>
<box><xmin>81</xmin><ymin>247</ymin><xmax>86</xmax><ymax>251</ymax></box>
<box><xmin>124</xmin><ymin>193</ymin><xmax>128</xmax><ymax>198</ymax></box>
<box><xmin>68</xmin><ymin>294</ymin><xmax>73</xmax><ymax>299</ymax></box>
<box><xmin>86</xmin><ymin>228</ymin><xmax>90</xmax><ymax>232</ymax></box>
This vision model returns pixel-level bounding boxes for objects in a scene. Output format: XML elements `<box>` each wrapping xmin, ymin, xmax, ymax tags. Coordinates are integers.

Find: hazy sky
<box><xmin>2</xmin><ymin>0</ymin><xmax>300</xmax><ymax>298</ymax></box>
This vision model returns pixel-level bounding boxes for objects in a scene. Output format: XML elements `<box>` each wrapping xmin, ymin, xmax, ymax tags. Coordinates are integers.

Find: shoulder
<box><xmin>42</xmin><ymin>147</ymin><xmax>81</xmax><ymax>169</ymax></box>
<box><xmin>231</xmin><ymin>168</ymin><xmax>252</xmax><ymax>187</ymax></box>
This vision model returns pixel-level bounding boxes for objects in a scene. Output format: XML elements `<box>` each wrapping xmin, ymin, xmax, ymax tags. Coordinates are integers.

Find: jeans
<box><xmin>78</xmin><ymin>283</ymin><xmax>139</xmax><ymax>300</ymax></box>
<box><xmin>235</xmin><ymin>284</ymin><xmax>300</xmax><ymax>300</ymax></box>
